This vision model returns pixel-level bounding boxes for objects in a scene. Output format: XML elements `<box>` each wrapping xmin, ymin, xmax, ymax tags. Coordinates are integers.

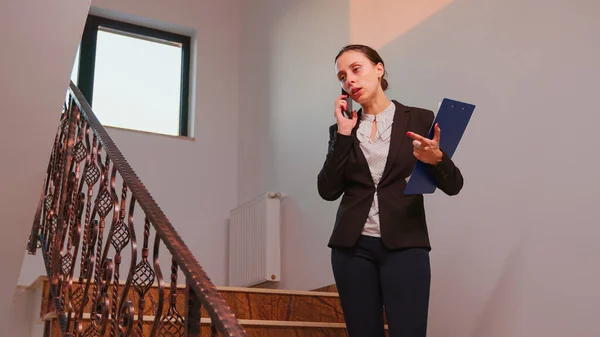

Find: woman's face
<box><xmin>335</xmin><ymin>50</ymin><xmax>384</xmax><ymax>105</ymax></box>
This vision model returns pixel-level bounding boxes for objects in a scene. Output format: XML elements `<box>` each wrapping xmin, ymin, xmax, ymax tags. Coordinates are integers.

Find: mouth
<box><xmin>351</xmin><ymin>87</ymin><xmax>362</xmax><ymax>98</ymax></box>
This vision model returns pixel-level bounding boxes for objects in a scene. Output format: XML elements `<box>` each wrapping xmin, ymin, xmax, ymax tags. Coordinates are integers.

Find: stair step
<box><xmin>206</xmin><ymin>286</ymin><xmax>344</xmax><ymax>323</ymax></box>
<box><xmin>37</xmin><ymin>277</ymin><xmax>344</xmax><ymax>323</ymax></box>
<box><xmin>46</xmin><ymin>316</ymin><xmax>354</xmax><ymax>337</ymax></box>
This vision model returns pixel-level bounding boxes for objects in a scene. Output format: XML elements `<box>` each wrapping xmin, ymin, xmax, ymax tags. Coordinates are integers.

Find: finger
<box><xmin>433</xmin><ymin>123</ymin><xmax>441</xmax><ymax>143</ymax></box>
<box><xmin>334</xmin><ymin>95</ymin><xmax>348</xmax><ymax>110</ymax></box>
<box><xmin>413</xmin><ymin>150</ymin><xmax>422</xmax><ymax>160</ymax></box>
<box><xmin>407</xmin><ymin>131</ymin><xmax>429</xmax><ymax>143</ymax></box>
<box><xmin>414</xmin><ymin>147</ymin><xmax>426</xmax><ymax>156</ymax></box>
<box><xmin>334</xmin><ymin>107</ymin><xmax>356</xmax><ymax>121</ymax></box>
<box><xmin>412</xmin><ymin>140</ymin><xmax>422</xmax><ymax>149</ymax></box>
<box><xmin>337</xmin><ymin>99</ymin><xmax>347</xmax><ymax>110</ymax></box>
<box><xmin>334</xmin><ymin>100</ymin><xmax>347</xmax><ymax>116</ymax></box>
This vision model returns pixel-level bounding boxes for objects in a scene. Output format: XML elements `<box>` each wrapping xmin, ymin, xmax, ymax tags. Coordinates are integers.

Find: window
<box><xmin>72</xmin><ymin>15</ymin><xmax>191</xmax><ymax>137</ymax></box>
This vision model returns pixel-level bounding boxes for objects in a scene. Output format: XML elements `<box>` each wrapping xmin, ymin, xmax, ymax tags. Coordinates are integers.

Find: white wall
<box><xmin>18</xmin><ymin>0</ymin><xmax>242</xmax><ymax>287</ymax></box>
<box><xmin>379</xmin><ymin>0</ymin><xmax>600</xmax><ymax>335</ymax></box>
<box><xmin>86</xmin><ymin>0</ymin><xmax>241</xmax><ymax>287</ymax></box>
<box><xmin>239</xmin><ymin>0</ymin><xmax>351</xmax><ymax>291</ymax></box>
<box><xmin>238</xmin><ymin>1</ymin><xmax>276</xmax><ymax>204</ymax></box>
<box><xmin>240</xmin><ymin>0</ymin><xmax>600</xmax><ymax>336</ymax></box>
<box><xmin>0</xmin><ymin>0</ymin><xmax>91</xmax><ymax>332</ymax></box>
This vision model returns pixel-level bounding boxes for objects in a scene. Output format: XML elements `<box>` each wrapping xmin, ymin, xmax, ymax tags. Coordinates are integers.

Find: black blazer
<box><xmin>317</xmin><ymin>100</ymin><xmax>464</xmax><ymax>250</ymax></box>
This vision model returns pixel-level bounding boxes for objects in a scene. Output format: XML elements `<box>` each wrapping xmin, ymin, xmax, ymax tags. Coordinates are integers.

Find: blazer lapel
<box><xmin>381</xmin><ymin>100</ymin><xmax>411</xmax><ymax>181</ymax></box>
<box><xmin>350</xmin><ymin>110</ymin><xmax>369</xmax><ymax>167</ymax></box>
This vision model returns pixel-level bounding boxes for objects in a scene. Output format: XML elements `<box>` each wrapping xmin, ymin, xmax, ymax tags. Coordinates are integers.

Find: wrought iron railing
<box><xmin>27</xmin><ymin>81</ymin><xmax>247</xmax><ymax>337</ymax></box>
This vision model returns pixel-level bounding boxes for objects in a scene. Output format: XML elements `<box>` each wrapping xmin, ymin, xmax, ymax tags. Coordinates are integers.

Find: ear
<box><xmin>375</xmin><ymin>62</ymin><xmax>384</xmax><ymax>78</ymax></box>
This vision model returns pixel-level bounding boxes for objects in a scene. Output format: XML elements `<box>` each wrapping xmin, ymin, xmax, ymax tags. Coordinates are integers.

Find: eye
<box><xmin>339</xmin><ymin>75</ymin><xmax>346</xmax><ymax>82</ymax></box>
<box><xmin>353</xmin><ymin>66</ymin><xmax>361</xmax><ymax>73</ymax></box>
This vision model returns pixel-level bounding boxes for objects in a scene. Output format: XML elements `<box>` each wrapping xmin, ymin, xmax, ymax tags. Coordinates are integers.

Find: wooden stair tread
<box><xmin>35</xmin><ymin>276</ymin><xmax>346</xmax><ymax>324</ymax></box>
<box><xmin>48</xmin><ymin>317</ymin><xmax>358</xmax><ymax>337</ymax></box>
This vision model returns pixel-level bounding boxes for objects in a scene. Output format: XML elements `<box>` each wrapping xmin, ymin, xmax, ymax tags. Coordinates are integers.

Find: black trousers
<box><xmin>331</xmin><ymin>235</ymin><xmax>431</xmax><ymax>337</ymax></box>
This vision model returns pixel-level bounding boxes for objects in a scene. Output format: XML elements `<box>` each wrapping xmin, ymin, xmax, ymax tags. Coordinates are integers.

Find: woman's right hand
<box><xmin>334</xmin><ymin>94</ymin><xmax>357</xmax><ymax>135</ymax></box>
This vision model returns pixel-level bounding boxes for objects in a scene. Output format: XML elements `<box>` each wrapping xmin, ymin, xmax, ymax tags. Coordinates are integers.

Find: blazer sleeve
<box><xmin>427</xmin><ymin>151</ymin><xmax>464</xmax><ymax>196</ymax></box>
<box><xmin>317</xmin><ymin>124</ymin><xmax>354</xmax><ymax>201</ymax></box>
<box><xmin>421</xmin><ymin>109</ymin><xmax>464</xmax><ymax>196</ymax></box>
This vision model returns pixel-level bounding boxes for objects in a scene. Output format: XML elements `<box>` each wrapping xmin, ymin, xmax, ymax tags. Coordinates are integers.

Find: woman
<box><xmin>317</xmin><ymin>44</ymin><xmax>464</xmax><ymax>337</ymax></box>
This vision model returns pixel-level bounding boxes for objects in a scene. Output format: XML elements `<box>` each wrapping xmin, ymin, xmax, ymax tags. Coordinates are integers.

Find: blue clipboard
<box><xmin>404</xmin><ymin>98</ymin><xmax>475</xmax><ymax>195</ymax></box>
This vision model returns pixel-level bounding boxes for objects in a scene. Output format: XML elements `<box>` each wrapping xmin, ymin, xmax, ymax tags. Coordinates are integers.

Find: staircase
<box><xmin>30</xmin><ymin>277</ymin><xmax>348</xmax><ymax>336</ymax></box>
<box><xmin>24</xmin><ymin>82</ymin><xmax>352</xmax><ymax>336</ymax></box>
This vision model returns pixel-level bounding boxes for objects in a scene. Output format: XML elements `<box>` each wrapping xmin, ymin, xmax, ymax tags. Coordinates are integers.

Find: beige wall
<box><xmin>239</xmin><ymin>0</ymin><xmax>600</xmax><ymax>335</ymax></box>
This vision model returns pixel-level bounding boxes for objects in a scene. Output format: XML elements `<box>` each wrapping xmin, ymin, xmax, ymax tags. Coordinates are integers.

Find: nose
<box><xmin>345</xmin><ymin>73</ymin><xmax>357</xmax><ymax>88</ymax></box>
<box><xmin>347</xmin><ymin>72</ymin><xmax>357</xmax><ymax>83</ymax></box>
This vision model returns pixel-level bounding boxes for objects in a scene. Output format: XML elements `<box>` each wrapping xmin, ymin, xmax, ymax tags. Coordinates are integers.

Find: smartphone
<box><xmin>341</xmin><ymin>88</ymin><xmax>353</xmax><ymax>118</ymax></box>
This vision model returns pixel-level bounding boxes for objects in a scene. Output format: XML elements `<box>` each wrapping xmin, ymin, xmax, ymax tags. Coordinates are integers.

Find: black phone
<box><xmin>341</xmin><ymin>88</ymin><xmax>353</xmax><ymax>118</ymax></box>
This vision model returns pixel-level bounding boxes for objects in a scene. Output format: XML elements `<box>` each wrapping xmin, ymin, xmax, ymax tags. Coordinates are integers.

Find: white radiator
<box><xmin>228</xmin><ymin>192</ymin><xmax>282</xmax><ymax>287</ymax></box>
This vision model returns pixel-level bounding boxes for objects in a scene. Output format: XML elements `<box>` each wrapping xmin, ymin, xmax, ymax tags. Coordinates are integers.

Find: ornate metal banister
<box><xmin>27</xmin><ymin>81</ymin><xmax>247</xmax><ymax>337</ymax></box>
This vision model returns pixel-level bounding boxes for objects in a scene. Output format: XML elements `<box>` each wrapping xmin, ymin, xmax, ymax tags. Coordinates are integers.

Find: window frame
<box><xmin>77</xmin><ymin>14</ymin><xmax>192</xmax><ymax>137</ymax></box>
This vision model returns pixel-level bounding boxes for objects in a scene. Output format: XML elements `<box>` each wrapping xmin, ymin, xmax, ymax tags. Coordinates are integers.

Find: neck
<box><xmin>362</xmin><ymin>90</ymin><xmax>391</xmax><ymax>115</ymax></box>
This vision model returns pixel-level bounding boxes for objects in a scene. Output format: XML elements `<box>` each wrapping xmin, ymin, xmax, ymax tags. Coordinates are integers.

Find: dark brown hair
<box><xmin>335</xmin><ymin>44</ymin><xmax>389</xmax><ymax>91</ymax></box>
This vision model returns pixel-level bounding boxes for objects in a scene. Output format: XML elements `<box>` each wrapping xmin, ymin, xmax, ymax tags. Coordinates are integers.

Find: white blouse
<box><xmin>355</xmin><ymin>102</ymin><xmax>395</xmax><ymax>237</ymax></box>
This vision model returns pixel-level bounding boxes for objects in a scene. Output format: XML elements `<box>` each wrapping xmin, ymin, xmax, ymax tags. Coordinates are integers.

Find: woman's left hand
<box><xmin>407</xmin><ymin>123</ymin><xmax>443</xmax><ymax>165</ymax></box>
